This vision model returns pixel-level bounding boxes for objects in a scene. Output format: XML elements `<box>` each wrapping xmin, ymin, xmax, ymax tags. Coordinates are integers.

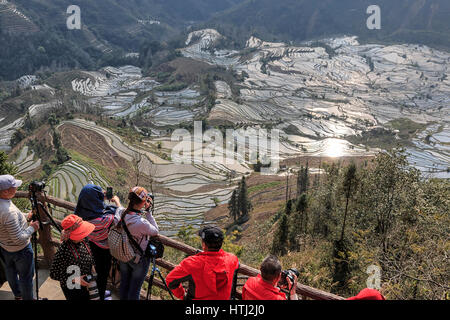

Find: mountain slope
<box><xmin>0</xmin><ymin>0</ymin><xmax>245</xmax><ymax>80</ymax></box>
<box><xmin>208</xmin><ymin>0</ymin><xmax>450</xmax><ymax>50</ymax></box>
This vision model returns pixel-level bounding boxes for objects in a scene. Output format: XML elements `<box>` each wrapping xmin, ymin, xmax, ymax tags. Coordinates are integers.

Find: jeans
<box><xmin>0</xmin><ymin>243</ymin><xmax>35</xmax><ymax>300</ymax></box>
<box><xmin>119</xmin><ymin>255</ymin><xmax>151</xmax><ymax>300</ymax></box>
<box><xmin>89</xmin><ymin>241</ymin><xmax>112</xmax><ymax>300</ymax></box>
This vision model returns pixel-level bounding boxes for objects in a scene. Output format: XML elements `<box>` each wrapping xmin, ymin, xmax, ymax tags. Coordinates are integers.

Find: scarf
<box><xmin>74</xmin><ymin>184</ymin><xmax>107</xmax><ymax>221</ymax></box>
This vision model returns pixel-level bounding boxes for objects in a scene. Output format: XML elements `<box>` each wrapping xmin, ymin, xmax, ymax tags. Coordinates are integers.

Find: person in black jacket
<box><xmin>74</xmin><ymin>184</ymin><xmax>121</xmax><ymax>300</ymax></box>
<box><xmin>50</xmin><ymin>214</ymin><xmax>96</xmax><ymax>300</ymax></box>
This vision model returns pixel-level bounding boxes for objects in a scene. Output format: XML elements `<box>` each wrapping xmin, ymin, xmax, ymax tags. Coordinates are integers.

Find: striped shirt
<box><xmin>0</xmin><ymin>199</ymin><xmax>36</xmax><ymax>252</ymax></box>
<box><xmin>86</xmin><ymin>212</ymin><xmax>120</xmax><ymax>249</ymax></box>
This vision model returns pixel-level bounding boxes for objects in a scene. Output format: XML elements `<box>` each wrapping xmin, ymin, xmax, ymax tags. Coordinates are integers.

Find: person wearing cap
<box><xmin>114</xmin><ymin>186</ymin><xmax>159</xmax><ymax>300</ymax></box>
<box><xmin>49</xmin><ymin>214</ymin><xmax>96</xmax><ymax>300</ymax></box>
<box><xmin>165</xmin><ymin>226</ymin><xmax>240</xmax><ymax>300</ymax></box>
<box><xmin>74</xmin><ymin>184</ymin><xmax>122</xmax><ymax>300</ymax></box>
<box><xmin>0</xmin><ymin>175</ymin><xmax>39</xmax><ymax>300</ymax></box>
<box><xmin>242</xmin><ymin>255</ymin><xmax>298</xmax><ymax>300</ymax></box>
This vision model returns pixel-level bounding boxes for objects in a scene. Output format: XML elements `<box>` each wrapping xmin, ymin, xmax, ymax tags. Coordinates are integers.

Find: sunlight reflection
<box><xmin>323</xmin><ymin>138</ymin><xmax>347</xmax><ymax>158</ymax></box>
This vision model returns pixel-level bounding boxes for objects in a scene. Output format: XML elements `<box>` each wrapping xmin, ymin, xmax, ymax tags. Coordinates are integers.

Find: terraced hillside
<box><xmin>1</xmin><ymin>28</ymin><xmax>448</xmax><ymax>236</ymax></box>
<box><xmin>12</xmin><ymin>145</ymin><xmax>41</xmax><ymax>174</ymax></box>
<box><xmin>52</xmin><ymin>118</ymin><xmax>246</xmax><ymax>235</ymax></box>
<box><xmin>47</xmin><ymin>160</ymin><xmax>109</xmax><ymax>219</ymax></box>
<box><xmin>182</xmin><ymin>30</ymin><xmax>449</xmax><ymax>178</ymax></box>
<box><xmin>0</xmin><ymin>1</ymin><xmax>39</xmax><ymax>34</ymax></box>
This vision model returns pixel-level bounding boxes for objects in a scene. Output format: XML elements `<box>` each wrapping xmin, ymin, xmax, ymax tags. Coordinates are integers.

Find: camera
<box><xmin>106</xmin><ymin>187</ymin><xmax>113</xmax><ymax>200</ymax></box>
<box><xmin>29</xmin><ymin>181</ymin><xmax>46</xmax><ymax>193</ymax></box>
<box><xmin>84</xmin><ymin>274</ymin><xmax>100</xmax><ymax>300</ymax></box>
<box><xmin>147</xmin><ymin>193</ymin><xmax>154</xmax><ymax>203</ymax></box>
<box><xmin>146</xmin><ymin>244</ymin><xmax>157</xmax><ymax>258</ymax></box>
<box><xmin>278</xmin><ymin>268</ymin><xmax>300</xmax><ymax>288</ymax></box>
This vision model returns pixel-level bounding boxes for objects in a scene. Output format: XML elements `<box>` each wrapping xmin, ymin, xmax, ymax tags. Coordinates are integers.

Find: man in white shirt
<box><xmin>0</xmin><ymin>175</ymin><xmax>39</xmax><ymax>300</ymax></box>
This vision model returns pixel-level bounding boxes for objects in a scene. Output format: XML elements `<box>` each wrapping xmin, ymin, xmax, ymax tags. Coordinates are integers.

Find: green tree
<box><xmin>288</xmin><ymin>193</ymin><xmax>308</xmax><ymax>251</ymax></box>
<box><xmin>228</xmin><ymin>189</ymin><xmax>239</xmax><ymax>221</ymax></box>
<box><xmin>24</xmin><ymin>111</ymin><xmax>34</xmax><ymax>132</ymax></box>
<box><xmin>285</xmin><ymin>199</ymin><xmax>293</xmax><ymax>215</ymax></box>
<box><xmin>339</xmin><ymin>162</ymin><xmax>357</xmax><ymax>242</ymax></box>
<box><xmin>272</xmin><ymin>213</ymin><xmax>289</xmax><ymax>256</ymax></box>
<box><xmin>42</xmin><ymin>162</ymin><xmax>53</xmax><ymax>178</ymax></box>
<box><xmin>55</xmin><ymin>147</ymin><xmax>70</xmax><ymax>165</ymax></box>
<box><xmin>237</xmin><ymin>176</ymin><xmax>252</xmax><ymax>219</ymax></box>
<box><xmin>48</xmin><ymin>113</ymin><xmax>59</xmax><ymax>127</ymax></box>
<box><xmin>296</xmin><ymin>164</ymin><xmax>309</xmax><ymax>198</ymax></box>
<box><xmin>10</xmin><ymin>129</ymin><xmax>26</xmax><ymax>148</ymax></box>
<box><xmin>357</xmin><ymin>149</ymin><xmax>420</xmax><ymax>251</ymax></box>
<box><xmin>0</xmin><ymin>151</ymin><xmax>17</xmax><ymax>175</ymax></box>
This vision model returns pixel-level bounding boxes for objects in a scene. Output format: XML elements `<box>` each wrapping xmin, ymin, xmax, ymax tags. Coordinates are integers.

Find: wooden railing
<box><xmin>14</xmin><ymin>191</ymin><xmax>344</xmax><ymax>300</ymax></box>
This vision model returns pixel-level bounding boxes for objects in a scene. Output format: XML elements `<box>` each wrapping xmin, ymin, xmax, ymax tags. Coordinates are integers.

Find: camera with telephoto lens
<box><xmin>84</xmin><ymin>274</ymin><xmax>100</xmax><ymax>300</ymax></box>
<box><xmin>29</xmin><ymin>181</ymin><xmax>46</xmax><ymax>193</ymax></box>
<box><xmin>278</xmin><ymin>268</ymin><xmax>300</xmax><ymax>288</ymax></box>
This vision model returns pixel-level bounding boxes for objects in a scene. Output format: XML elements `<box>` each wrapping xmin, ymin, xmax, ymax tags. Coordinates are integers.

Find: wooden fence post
<box><xmin>35</xmin><ymin>194</ymin><xmax>56</xmax><ymax>267</ymax></box>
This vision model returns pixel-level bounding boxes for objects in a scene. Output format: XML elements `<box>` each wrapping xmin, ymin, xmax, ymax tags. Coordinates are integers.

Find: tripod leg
<box><xmin>33</xmin><ymin>235</ymin><xmax>39</xmax><ymax>300</ymax></box>
<box><xmin>146</xmin><ymin>260</ymin><xmax>156</xmax><ymax>300</ymax></box>
<box><xmin>156</xmin><ymin>269</ymin><xmax>175</xmax><ymax>300</ymax></box>
<box><xmin>38</xmin><ymin>202</ymin><xmax>61</xmax><ymax>232</ymax></box>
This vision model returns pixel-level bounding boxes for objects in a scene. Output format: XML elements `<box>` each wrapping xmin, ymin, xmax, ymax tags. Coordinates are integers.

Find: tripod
<box><xmin>29</xmin><ymin>190</ymin><xmax>61</xmax><ymax>300</ymax></box>
<box><xmin>145</xmin><ymin>255</ymin><xmax>174</xmax><ymax>300</ymax></box>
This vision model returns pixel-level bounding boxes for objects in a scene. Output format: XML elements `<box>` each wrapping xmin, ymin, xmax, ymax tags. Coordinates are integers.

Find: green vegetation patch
<box><xmin>347</xmin><ymin>118</ymin><xmax>429</xmax><ymax>150</ymax></box>
<box><xmin>67</xmin><ymin>149</ymin><xmax>110</xmax><ymax>185</ymax></box>
<box><xmin>248</xmin><ymin>181</ymin><xmax>283</xmax><ymax>194</ymax></box>
<box><xmin>386</xmin><ymin>118</ymin><xmax>428</xmax><ymax>140</ymax></box>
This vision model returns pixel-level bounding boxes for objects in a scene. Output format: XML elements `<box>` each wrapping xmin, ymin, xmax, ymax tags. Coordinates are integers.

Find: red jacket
<box><xmin>166</xmin><ymin>249</ymin><xmax>239</xmax><ymax>300</ymax></box>
<box><xmin>347</xmin><ymin>288</ymin><xmax>385</xmax><ymax>300</ymax></box>
<box><xmin>242</xmin><ymin>274</ymin><xmax>287</xmax><ymax>300</ymax></box>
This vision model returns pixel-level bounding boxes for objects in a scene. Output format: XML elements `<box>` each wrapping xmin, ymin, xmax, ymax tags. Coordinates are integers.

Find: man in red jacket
<box><xmin>242</xmin><ymin>255</ymin><xmax>298</xmax><ymax>300</ymax></box>
<box><xmin>166</xmin><ymin>226</ymin><xmax>240</xmax><ymax>300</ymax></box>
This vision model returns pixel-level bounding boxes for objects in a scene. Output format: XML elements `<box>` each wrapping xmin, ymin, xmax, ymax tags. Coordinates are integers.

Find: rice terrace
<box><xmin>0</xmin><ymin>0</ymin><xmax>448</xmax><ymax>304</ymax></box>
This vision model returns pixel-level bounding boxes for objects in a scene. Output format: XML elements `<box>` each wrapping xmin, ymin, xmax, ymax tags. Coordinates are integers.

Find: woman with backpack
<box><xmin>114</xmin><ymin>186</ymin><xmax>159</xmax><ymax>300</ymax></box>
<box><xmin>74</xmin><ymin>184</ymin><xmax>122</xmax><ymax>300</ymax></box>
<box><xmin>50</xmin><ymin>214</ymin><xmax>97</xmax><ymax>300</ymax></box>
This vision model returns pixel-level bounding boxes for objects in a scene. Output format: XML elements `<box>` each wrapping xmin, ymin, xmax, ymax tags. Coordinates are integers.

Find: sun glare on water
<box><xmin>323</xmin><ymin>139</ymin><xmax>347</xmax><ymax>158</ymax></box>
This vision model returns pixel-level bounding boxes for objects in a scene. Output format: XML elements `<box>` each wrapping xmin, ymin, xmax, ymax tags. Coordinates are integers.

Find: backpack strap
<box><xmin>68</xmin><ymin>240</ymin><xmax>92</xmax><ymax>260</ymax></box>
<box><xmin>121</xmin><ymin>210</ymin><xmax>144</xmax><ymax>257</ymax></box>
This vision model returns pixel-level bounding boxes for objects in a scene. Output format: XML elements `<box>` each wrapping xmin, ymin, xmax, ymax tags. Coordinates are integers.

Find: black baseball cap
<box><xmin>198</xmin><ymin>226</ymin><xmax>224</xmax><ymax>243</ymax></box>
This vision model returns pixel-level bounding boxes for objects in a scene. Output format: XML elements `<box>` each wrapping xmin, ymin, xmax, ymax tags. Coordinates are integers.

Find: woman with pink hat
<box><xmin>49</xmin><ymin>214</ymin><xmax>97</xmax><ymax>300</ymax></box>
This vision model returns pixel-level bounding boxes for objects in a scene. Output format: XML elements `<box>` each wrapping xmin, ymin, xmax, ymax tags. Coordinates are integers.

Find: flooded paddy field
<box><xmin>1</xmin><ymin>29</ymin><xmax>448</xmax><ymax>236</ymax></box>
<box><xmin>184</xmin><ymin>30</ymin><xmax>449</xmax><ymax>178</ymax></box>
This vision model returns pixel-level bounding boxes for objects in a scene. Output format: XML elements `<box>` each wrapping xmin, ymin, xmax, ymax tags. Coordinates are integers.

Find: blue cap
<box><xmin>0</xmin><ymin>175</ymin><xmax>22</xmax><ymax>191</ymax></box>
